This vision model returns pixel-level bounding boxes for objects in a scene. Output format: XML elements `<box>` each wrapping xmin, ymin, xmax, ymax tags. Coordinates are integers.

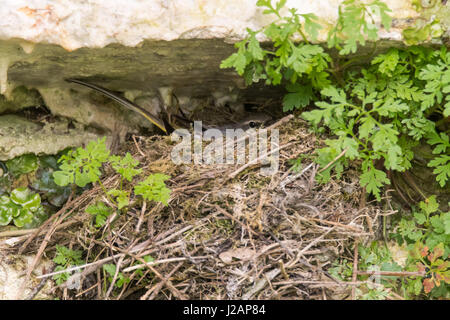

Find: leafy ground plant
<box><xmin>47</xmin><ymin>139</ymin><xmax>172</xmax><ymax>287</ymax></box>
<box><xmin>103</xmin><ymin>264</ymin><xmax>130</xmax><ymax>289</ymax></box>
<box><xmin>221</xmin><ymin>0</ymin><xmax>448</xmax><ymax>201</ymax></box>
<box><xmin>86</xmin><ymin>201</ymin><xmax>113</xmax><ymax>228</ymax></box>
<box><xmin>1</xmin><ymin>150</ymin><xmax>74</xmax><ymax>209</ymax></box>
<box><xmin>5</xmin><ymin>154</ymin><xmax>39</xmax><ymax>178</ymax></box>
<box><xmin>102</xmin><ymin>255</ymin><xmax>154</xmax><ymax>294</ymax></box>
<box><xmin>53</xmin><ymin>245</ymin><xmax>84</xmax><ymax>285</ymax></box>
<box><xmin>0</xmin><ymin>152</ymin><xmax>78</xmax><ymax>228</ymax></box>
<box><xmin>396</xmin><ymin>196</ymin><xmax>449</xmax><ymax>298</ymax></box>
<box><xmin>53</xmin><ymin>137</ymin><xmax>171</xmax><ymax>228</ymax></box>
<box><xmin>31</xmin><ymin>155</ymin><xmax>73</xmax><ymax>207</ymax></box>
<box><xmin>302</xmin><ymin>47</ymin><xmax>450</xmax><ymax>199</ymax></box>
<box><xmin>330</xmin><ymin>197</ymin><xmax>449</xmax><ymax>299</ymax></box>
<box><xmin>329</xmin><ymin>241</ymin><xmax>402</xmax><ymax>299</ymax></box>
<box><xmin>0</xmin><ymin>187</ymin><xmax>46</xmax><ymax>228</ymax></box>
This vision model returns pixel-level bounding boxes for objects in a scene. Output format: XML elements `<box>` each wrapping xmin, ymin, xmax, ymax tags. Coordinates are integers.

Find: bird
<box><xmin>66</xmin><ymin>78</ymin><xmax>167</xmax><ymax>133</ymax></box>
<box><xmin>65</xmin><ymin>78</ymin><xmax>272</xmax><ymax>134</ymax></box>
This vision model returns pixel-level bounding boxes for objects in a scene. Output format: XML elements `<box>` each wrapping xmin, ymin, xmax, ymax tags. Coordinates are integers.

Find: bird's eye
<box><xmin>249</xmin><ymin>121</ymin><xmax>257</xmax><ymax>128</ymax></box>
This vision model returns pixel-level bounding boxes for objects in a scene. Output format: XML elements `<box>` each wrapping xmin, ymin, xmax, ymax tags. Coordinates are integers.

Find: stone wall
<box><xmin>0</xmin><ymin>0</ymin><xmax>447</xmax><ymax>159</ymax></box>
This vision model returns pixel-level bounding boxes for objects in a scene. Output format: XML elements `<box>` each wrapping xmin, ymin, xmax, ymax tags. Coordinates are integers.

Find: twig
<box><xmin>211</xmin><ymin>204</ymin><xmax>260</xmax><ymax>236</ymax></box>
<box><xmin>273</xmin><ymin>280</ymin><xmax>382</xmax><ymax>287</ymax></box>
<box><xmin>122</xmin><ymin>256</ymin><xmax>209</xmax><ymax>273</ymax></box>
<box><xmin>105</xmin><ymin>256</ymin><xmax>125</xmax><ymax>299</ymax></box>
<box><xmin>351</xmin><ymin>240</ymin><xmax>359</xmax><ymax>300</ymax></box>
<box><xmin>318</xmin><ymin>147</ymin><xmax>348</xmax><ymax>174</ymax></box>
<box><xmin>145</xmin><ymin>261</ymin><xmax>185</xmax><ymax>300</ymax></box>
<box><xmin>0</xmin><ymin>219</ymin><xmax>81</xmax><ymax>241</ymax></box>
<box><xmin>24</xmin><ymin>266</ymin><xmax>55</xmax><ymax>300</ymax></box>
<box><xmin>279</xmin><ymin>162</ymin><xmax>314</xmax><ymax>190</ymax></box>
<box><xmin>299</xmin><ymin>227</ymin><xmax>335</xmax><ymax>255</ymax></box>
<box><xmin>0</xmin><ymin>229</ymin><xmax>38</xmax><ymax>238</ymax></box>
<box><xmin>135</xmin><ymin>201</ymin><xmax>147</xmax><ymax>233</ymax></box>
<box><xmin>243</xmin><ymin>268</ymin><xmax>281</xmax><ymax>300</ymax></box>
<box><xmin>132</xmin><ymin>135</ymin><xmax>146</xmax><ymax>157</ymax></box>
<box><xmin>225</xmin><ymin>114</ymin><xmax>294</xmax><ymax>153</ymax></box>
<box><xmin>309</xmin><ymin>217</ymin><xmax>365</xmax><ymax>232</ymax></box>
<box><xmin>75</xmin><ymin>282</ymin><xmax>98</xmax><ymax>298</ymax></box>
<box><xmin>357</xmin><ymin>271</ymin><xmax>426</xmax><ymax>277</ymax></box>
<box><xmin>402</xmin><ymin>171</ymin><xmax>427</xmax><ymax>201</ymax></box>
<box><xmin>36</xmin><ymin>223</ymin><xmax>200</xmax><ymax>280</ymax></box>
<box><xmin>36</xmin><ymin>241</ymin><xmax>151</xmax><ymax>279</ymax></box>
<box><xmin>124</xmin><ymin>250</ymin><xmax>188</xmax><ymax>300</ymax></box>
<box><xmin>228</xmin><ymin>142</ymin><xmax>296</xmax><ymax>179</ymax></box>
<box><xmin>266</xmin><ymin>114</ymin><xmax>295</xmax><ymax>130</ymax></box>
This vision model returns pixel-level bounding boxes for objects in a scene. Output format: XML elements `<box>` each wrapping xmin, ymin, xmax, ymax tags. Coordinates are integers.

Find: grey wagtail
<box><xmin>66</xmin><ymin>79</ymin><xmax>271</xmax><ymax>134</ymax></box>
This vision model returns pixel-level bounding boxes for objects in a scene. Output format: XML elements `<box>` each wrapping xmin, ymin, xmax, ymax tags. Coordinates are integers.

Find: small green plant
<box><xmin>103</xmin><ymin>264</ymin><xmax>130</xmax><ymax>289</ymax></box>
<box><xmin>330</xmin><ymin>197</ymin><xmax>449</xmax><ymax>299</ymax></box>
<box><xmin>53</xmin><ymin>137</ymin><xmax>110</xmax><ymax>188</ymax></box>
<box><xmin>402</xmin><ymin>0</ymin><xmax>445</xmax><ymax>47</ymax></box>
<box><xmin>0</xmin><ymin>187</ymin><xmax>46</xmax><ymax>228</ymax></box>
<box><xmin>133</xmin><ymin>255</ymin><xmax>155</xmax><ymax>279</ymax></box>
<box><xmin>107</xmin><ymin>152</ymin><xmax>143</xmax><ymax>209</ymax></box>
<box><xmin>86</xmin><ymin>202</ymin><xmax>113</xmax><ymax>228</ymax></box>
<box><xmin>221</xmin><ymin>0</ymin><xmax>392</xmax><ymax>111</ymax></box>
<box><xmin>53</xmin><ymin>245</ymin><xmax>84</xmax><ymax>285</ymax></box>
<box><xmin>329</xmin><ymin>241</ymin><xmax>402</xmax><ymax>299</ymax></box>
<box><xmin>220</xmin><ymin>0</ymin><xmax>332</xmax><ymax>112</ymax></box>
<box><xmin>397</xmin><ymin>196</ymin><xmax>449</xmax><ymax>249</ymax></box>
<box><xmin>395</xmin><ymin>196</ymin><xmax>449</xmax><ymax>297</ymax></box>
<box><xmin>408</xmin><ymin>242</ymin><xmax>449</xmax><ymax>297</ymax></box>
<box><xmin>1</xmin><ymin>152</ymin><xmax>72</xmax><ymax>204</ymax></box>
<box><xmin>32</xmin><ymin>155</ymin><xmax>73</xmax><ymax>207</ymax></box>
<box><xmin>109</xmin><ymin>152</ymin><xmax>142</xmax><ymax>183</ymax></box>
<box><xmin>0</xmin><ymin>152</ymin><xmax>76</xmax><ymax>228</ymax></box>
<box><xmin>403</xmin><ymin>20</ymin><xmax>443</xmax><ymax>46</ymax></box>
<box><xmin>53</xmin><ymin>137</ymin><xmax>171</xmax><ymax>227</ymax></box>
<box><xmin>103</xmin><ymin>255</ymin><xmax>155</xmax><ymax>292</ymax></box>
<box><xmin>5</xmin><ymin>154</ymin><xmax>39</xmax><ymax>177</ymax></box>
<box><xmin>134</xmin><ymin>173</ymin><xmax>171</xmax><ymax>206</ymax></box>
<box><xmin>328</xmin><ymin>0</ymin><xmax>392</xmax><ymax>55</ymax></box>
<box><xmin>300</xmin><ymin>46</ymin><xmax>450</xmax><ymax>199</ymax></box>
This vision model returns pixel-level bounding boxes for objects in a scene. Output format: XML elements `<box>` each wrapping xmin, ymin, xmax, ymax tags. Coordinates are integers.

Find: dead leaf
<box><xmin>423</xmin><ymin>278</ymin><xmax>435</xmax><ymax>294</ymax></box>
<box><xmin>219</xmin><ymin>247</ymin><xmax>255</xmax><ymax>264</ymax></box>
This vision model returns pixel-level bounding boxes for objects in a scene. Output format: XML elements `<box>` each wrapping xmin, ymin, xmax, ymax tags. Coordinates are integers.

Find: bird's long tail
<box><xmin>66</xmin><ymin>78</ymin><xmax>167</xmax><ymax>133</ymax></box>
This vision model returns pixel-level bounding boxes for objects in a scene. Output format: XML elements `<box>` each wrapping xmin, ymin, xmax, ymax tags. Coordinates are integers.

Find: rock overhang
<box><xmin>0</xmin><ymin>0</ymin><xmax>447</xmax><ymax>160</ymax></box>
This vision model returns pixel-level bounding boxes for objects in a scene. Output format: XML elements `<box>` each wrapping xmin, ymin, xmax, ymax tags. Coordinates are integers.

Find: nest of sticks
<box><xmin>2</xmin><ymin>114</ymin><xmax>395</xmax><ymax>300</ymax></box>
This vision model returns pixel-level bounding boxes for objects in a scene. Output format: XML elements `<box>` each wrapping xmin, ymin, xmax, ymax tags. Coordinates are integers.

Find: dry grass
<box><xmin>4</xmin><ymin>115</ymin><xmax>395</xmax><ymax>300</ymax></box>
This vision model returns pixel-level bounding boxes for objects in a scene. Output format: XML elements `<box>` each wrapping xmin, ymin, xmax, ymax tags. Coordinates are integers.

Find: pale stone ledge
<box><xmin>0</xmin><ymin>0</ymin><xmax>420</xmax><ymax>51</ymax></box>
